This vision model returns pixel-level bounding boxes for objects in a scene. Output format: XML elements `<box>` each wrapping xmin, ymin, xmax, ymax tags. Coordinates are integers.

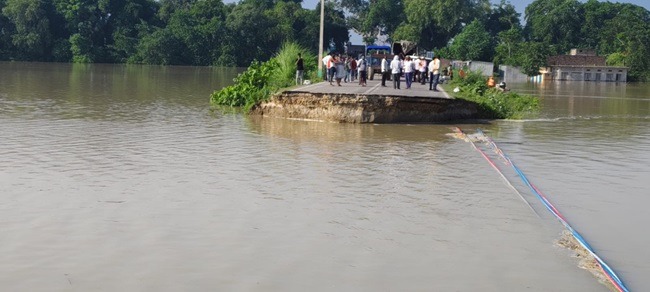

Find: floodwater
<box><xmin>1</xmin><ymin>62</ymin><xmax>648</xmax><ymax>291</ymax></box>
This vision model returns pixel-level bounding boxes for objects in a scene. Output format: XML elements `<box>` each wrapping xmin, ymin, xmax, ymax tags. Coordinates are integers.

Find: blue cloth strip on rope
<box><xmin>468</xmin><ymin>128</ymin><xmax>629</xmax><ymax>292</ymax></box>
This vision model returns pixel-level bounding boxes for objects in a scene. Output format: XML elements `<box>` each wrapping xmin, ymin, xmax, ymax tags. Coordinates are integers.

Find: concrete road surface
<box><xmin>288</xmin><ymin>78</ymin><xmax>452</xmax><ymax>99</ymax></box>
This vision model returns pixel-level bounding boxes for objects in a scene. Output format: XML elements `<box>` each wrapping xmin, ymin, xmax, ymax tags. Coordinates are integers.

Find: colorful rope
<box><xmin>456</xmin><ymin>127</ymin><xmax>629</xmax><ymax>292</ymax></box>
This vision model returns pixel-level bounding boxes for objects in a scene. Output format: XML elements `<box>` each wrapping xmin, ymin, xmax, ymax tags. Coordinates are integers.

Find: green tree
<box><xmin>395</xmin><ymin>0</ymin><xmax>489</xmax><ymax>50</ymax></box>
<box><xmin>597</xmin><ymin>4</ymin><xmax>650</xmax><ymax>80</ymax></box>
<box><xmin>580</xmin><ymin>0</ymin><xmax>618</xmax><ymax>50</ymax></box>
<box><xmin>494</xmin><ymin>26</ymin><xmax>523</xmax><ymax>65</ymax></box>
<box><xmin>340</xmin><ymin>0</ymin><xmax>404</xmax><ymax>44</ymax></box>
<box><xmin>484</xmin><ymin>0</ymin><xmax>520</xmax><ymax>37</ymax></box>
<box><xmin>267</xmin><ymin>1</ymin><xmax>319</xmax><ymax>51</ymax></box>
<box><xmin>518</xmin><ymin>41</ymin><xmax>548</xmax><ymax>76</ymax></box>
<box><xmin>524</xmin><ymin>0</ymin><xmax>583</xmax><ymax>54</ymax></box>
<box><xmin>54</xmin><ymin>0</ymin><xmax>159</xmax><ymax>63</ymax></box>
<box><xmin>2</xmin><ymin>0</ymin><xmax>53</xmax><ymax>60</ymax></box>
<box><xmin>54</xmin><ymin>0</ymin><xmax>109</xmax><ymax>62</ymax></box>
<box><xmin>448</xmin><ymin>19</ymin><xmax>492</xmax><ymax>61</ymax></box>
<box><xmin>291</xmin><ymin>7</ymin><xmax>320</xmax><ymax>51</ymax></box>
<box><xmin>105</xmin><ymin>0</ymin><xmax>159</xmax><ymax>62</ymax></box>
<box><xmin>606</xmin><ymin>52</ymin><xmax>626</xmax><ymax>67</ymax></box>
<box><xmin>223</xmin><ymin>2</ymin><xmax>277</xmax><ymax>66</ymax></box>
<box><xmin>133</xmin><ymin>28</ymin><xmax>185</xmax><ymax>65</ymax></box>
<box><xmin>171</xmin><ymin>0</ymin><xmax>227</xmax><ymax>65</ymax></box>
<box><xmin>132</xmin><ymin>0</ymin><xmax>228</xmax><ymax>66</ymax></box>
<box><xmin>0</xmin><ymin>0</ymin><xmax>15</xmax><ymax>59</ymax></box>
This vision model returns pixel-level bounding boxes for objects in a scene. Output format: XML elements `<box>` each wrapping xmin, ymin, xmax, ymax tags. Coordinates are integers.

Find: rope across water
<box><xmin>455</xmin><ymin>127</ymin><xmax>629</xmax><ymax>292</ymax></box>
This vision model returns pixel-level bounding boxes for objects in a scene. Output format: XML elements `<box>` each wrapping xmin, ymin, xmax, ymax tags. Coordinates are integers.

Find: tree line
<box><xmin>346</xmin><ymin>0</ymin><xmax>650</xmax><ymax>81</ymax></box>
<box><xmin>0</xmin><ymin>0</ymin><xmax>348</xmax><ymax>66</ymax></box>
<box><xmin>1</xmin><ymin>0</ymin><xmax>649</xmax><ymax>80</ymax></box>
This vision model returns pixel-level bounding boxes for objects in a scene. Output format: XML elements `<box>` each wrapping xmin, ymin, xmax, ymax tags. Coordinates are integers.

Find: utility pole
<box><xmin>318</xmin><ymin>0</ymin><xmax>324</xmax><ymax>78</ymax></box>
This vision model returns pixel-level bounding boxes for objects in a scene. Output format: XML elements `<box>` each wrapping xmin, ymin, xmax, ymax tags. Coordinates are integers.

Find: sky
<box><xmin>223</xmin><ymin>0</ymin><xmax>650</xmax><ymax>44</ymax></box>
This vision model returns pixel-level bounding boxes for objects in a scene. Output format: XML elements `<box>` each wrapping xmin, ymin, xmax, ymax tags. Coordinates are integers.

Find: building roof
<box><xmin>549</xmin><ymin>65</ymin><xmax>627</xmax><ymax>70</ymax></box>
<box><xmin>548</xmin><ymin>55</ymin><xmax>606</xmax><ymax>66</ymax></box>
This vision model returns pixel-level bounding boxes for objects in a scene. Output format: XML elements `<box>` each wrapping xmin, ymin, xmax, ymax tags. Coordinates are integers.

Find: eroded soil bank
<box><xmin>251</xmin><ymin>92</ymin><xmax>481</xmax><ymax>123</ymax></box>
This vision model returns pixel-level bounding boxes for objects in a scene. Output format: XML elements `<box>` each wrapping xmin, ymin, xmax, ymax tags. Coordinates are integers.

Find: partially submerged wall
<box><xmin>250</xmin><ymin>92</ymin><xmax>480</xmax><ymax>123</ymax></box>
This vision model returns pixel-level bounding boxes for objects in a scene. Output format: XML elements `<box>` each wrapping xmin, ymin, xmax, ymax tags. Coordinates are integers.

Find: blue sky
<box><xmin>223</xmin><ymin>0</ymin><xmax>650</xmax><ymax>43</ymax></box>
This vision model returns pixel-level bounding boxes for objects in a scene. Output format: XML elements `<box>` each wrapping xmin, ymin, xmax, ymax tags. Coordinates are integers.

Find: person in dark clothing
<box><xmin>349</xmin><ymin>57</ymin><xmax>357</xmax><ymax>81</ymax></box>
<box><xmin>295</xmin><ymin>53</ymin><xmax>304</xmax><ymax>85</ymax></box>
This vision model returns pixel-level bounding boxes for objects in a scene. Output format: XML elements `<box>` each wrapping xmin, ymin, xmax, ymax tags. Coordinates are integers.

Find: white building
<box><xmin>543</xmin><ymin>49</ymin><xmax>628</xmax><ymax>82</ymax></box>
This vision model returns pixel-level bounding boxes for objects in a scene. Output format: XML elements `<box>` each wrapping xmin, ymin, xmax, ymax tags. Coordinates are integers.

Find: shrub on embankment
<box><xmin>447</xmin><ymin>71</ymin><xmax>539</xmax><ymax>119</ymax></box>
<box><xmin>210</xmin><ymin>42</ymin><xmax>319</xmax><ymax>111</ymax></box>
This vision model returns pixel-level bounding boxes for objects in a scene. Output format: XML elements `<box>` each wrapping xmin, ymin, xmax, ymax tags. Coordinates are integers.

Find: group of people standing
<box><xmin>296</xmin><ymin>52</ymin><xmax>452</xmax><ymax>91</ymax></box>
<box><xmin>318</xmin><ymin>53</ymin><xmax>369</xmax><ymax>87</ymax></box>
<box><xmin>380</xmin><ymin>55</ymin><xmax>444</xmax><ymax>91</ymax></box>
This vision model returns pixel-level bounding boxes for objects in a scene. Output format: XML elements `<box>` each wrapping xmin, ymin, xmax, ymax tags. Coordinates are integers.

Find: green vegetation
<box><xmin>447</xmin><ymin>71</ymin><xmax>540</xmax><ymax>119</ymax></box>
<box><xmin>210</xmin><ymin>43</ymin><xmax>318</xmax><ymax>110</ymax></box>
<box><xmin>447</xmin><ymin>20</ymin><xmax>492</xmax><ymax>62</ymax></box>
<box><xmin>1</xmin><ymin>0</ymin><xmax>649</xmax><ymax>80</ymax></box>
<box><xmin>342</xmin><ymin>0</ymin><xmax>650</xmax><ymax>81</ymax></box>
<box><xmin>0</xmin><ymin>0</ymin><xmax>348</xmax><ymax>67</ymax></box>
<box><xmin>210</xmin><ymin>59</ymin><xmax>277</xmax><ymax>110</ymax></box>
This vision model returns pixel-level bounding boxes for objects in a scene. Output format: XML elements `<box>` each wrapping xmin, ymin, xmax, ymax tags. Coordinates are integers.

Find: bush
<box><xmin>210</xmin><ymin>42</ymin><xmax>318</xmax><ymax>111</ymax></box>
<box><xmin>271</xmin><ymin>42</ymin><xmax>319</xmax><ymax>88</ymax></box>
<box><xmin>210</xmin><ymin>59</ymin><xmax>277</xmax><ymax>110</ymax></box>
<box><xmin>449</xmin><ymin>70</ymin><xmax>540</xmax><ymax>119</ymax></box>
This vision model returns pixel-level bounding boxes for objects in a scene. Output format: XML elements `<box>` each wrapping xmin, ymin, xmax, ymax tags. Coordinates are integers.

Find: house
<box><xmin>543</xmin><ymin>49</ymin><xmax>627</xmax><ymax>82</ymax></box>
<box><xmin>453</xmin><ymin>60</ymin><xmax>494</xmax><ymax>76</ymax></box>
<box><xmin>499</xmin><ymin>65</ymin><xmax>528</xmax><ymax>83</ymax></box>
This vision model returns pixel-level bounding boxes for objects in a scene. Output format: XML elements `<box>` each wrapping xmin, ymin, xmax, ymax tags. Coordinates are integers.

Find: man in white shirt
<box><xmin>380</xmin><ymin>56</ymin><xmax>390</xmax><ymax>87</ymax></box>
<box><xmin>429</xmin><ymin>56</ymin><xmax>441</xmax><ymax>91</ymax></box>
<box><xmin>390</xmin><ymin>56</ymin><xmax>402</xmax><ymax>89</ymax></box>
<box><xmin>404</xmin><ymin>56</ymin><xmax>415</xmax><ymax>89</ymax></box>
<box><xmin>357</xmin><ymin>57</ymin><xmax>367</xmax><ymax>86</ymax></box>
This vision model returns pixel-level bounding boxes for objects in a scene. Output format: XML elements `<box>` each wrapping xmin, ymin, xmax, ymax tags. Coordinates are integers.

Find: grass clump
<box><xmin>210</xmin><ymin>42</ymin><xmax>319</xmax><ymax>111</ymax></box>
<box><xmin>448</xmin><ymin>70</ymin><xmax>540</xmax><ymax>119</ymax></box>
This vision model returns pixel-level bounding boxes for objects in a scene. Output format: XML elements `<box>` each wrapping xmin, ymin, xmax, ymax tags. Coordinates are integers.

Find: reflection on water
<box><xmin>509</xmin><ymin>81</ymin><xmax>650</xmax><ymax>117</ymax></box>
<box><xmin>0</xmin><ymin>62</ymin><xmax>241</xmax><ymax>120</ymax></box>
<box><xmin>1</xmin><ymin>62</ymin><xmax>649</xmax><ymax>291</ymax></box>
<box><xmin>246</xmin><ymin>115</ymin><xmax>455</xmax><ymax>143</ymax></box>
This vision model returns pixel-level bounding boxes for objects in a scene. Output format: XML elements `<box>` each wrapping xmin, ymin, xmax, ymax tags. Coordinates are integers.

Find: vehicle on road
<box><xmin>366</xmin><ymin>41</ymin><xmax>419</xmax><ymax>80</ymax></box>
<box><xmin>366</xmin><ymin>45</ymin><xmax>391</xmax><ymax>80</ymax></box>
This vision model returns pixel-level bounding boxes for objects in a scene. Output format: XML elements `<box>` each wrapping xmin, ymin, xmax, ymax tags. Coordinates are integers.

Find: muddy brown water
<box><xmin>1</xmin><ymin>62</ymin><xmax>648</xmax><ymax>291</ymax></box>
